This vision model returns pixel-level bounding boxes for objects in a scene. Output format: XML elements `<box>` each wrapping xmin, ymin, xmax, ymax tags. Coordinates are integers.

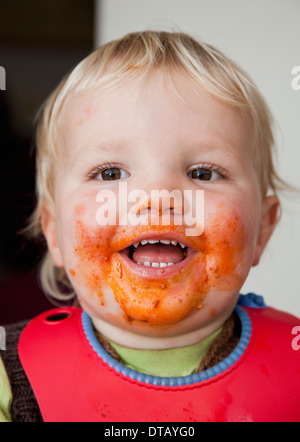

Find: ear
<box><xmin>41</xmin><ymin>203</ymin><xmax>64</xmax><ymax>268</ymax></box>
<box><xmin>252</xmin><ymin>195</ymin><xmax>280</xmax><ymax>266</ymax></box>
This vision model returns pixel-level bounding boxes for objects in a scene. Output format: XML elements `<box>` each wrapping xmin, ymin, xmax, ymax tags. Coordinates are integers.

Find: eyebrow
<box><xmin>80</xmin><ymin>142</ymin><xmax>124</xmax><ymax>153</ymax></box>
<box><xmin>68</xmin><ymin>141</ymin><xmax>124</xmax><ymax>168</ymax></box>
<box><xmin>68</xmin><ymin>135</ymin><xmax>248</xmax><ymax>172</ymax></box>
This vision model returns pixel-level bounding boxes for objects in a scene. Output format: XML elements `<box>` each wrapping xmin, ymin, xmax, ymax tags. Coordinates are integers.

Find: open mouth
<box><xmin>119</xmin><ymin>237</ymin><xmax>196</xmax><ymax>274</ymax></box>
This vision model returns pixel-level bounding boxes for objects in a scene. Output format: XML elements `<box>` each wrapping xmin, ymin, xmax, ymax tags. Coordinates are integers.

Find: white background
<box><xmin>94</xmin><ymin>0</ymin><xmax>300</xmax><ymax>316</ymax></box>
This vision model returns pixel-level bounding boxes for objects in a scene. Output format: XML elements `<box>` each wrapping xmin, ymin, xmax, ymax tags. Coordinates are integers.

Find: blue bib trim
<box><xmin>238</xmin><ymin>293</ymin><xmax>267</xmax><ymax>309</ymax></box>
<box><xmin>81</xmin><ymin>302</ymin><xmax>252</xmax><ymax>387</ymax></box>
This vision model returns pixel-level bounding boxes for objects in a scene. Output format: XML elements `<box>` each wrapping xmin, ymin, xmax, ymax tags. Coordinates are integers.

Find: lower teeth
<box><xmin>136</xmin><ymin>261</ymin><xmax>174</xmax><ymax>268</ymax></box>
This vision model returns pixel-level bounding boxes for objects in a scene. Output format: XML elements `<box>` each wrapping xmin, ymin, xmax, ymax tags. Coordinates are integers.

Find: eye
<box><xmin>100</xmin><ymin>167</ymin><xmax>128</xmax><ymax>181</ymax></box>
<box><xmin>187</xmin><ymin>165</ymin><xmax>226</xmax><ymax>182</ymax></box>
<box><xmin>89</xmin><ymin>163</ymin><xmax>130</xmax><ymax>181</ymax></box>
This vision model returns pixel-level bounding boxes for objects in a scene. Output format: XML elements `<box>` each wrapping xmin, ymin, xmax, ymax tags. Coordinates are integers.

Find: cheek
<box><xmin>69</xmin><ymin>218</ymin><xmax>117</xmax><ymax>303</ymax></box>
<box><xmin>201</xmin><ymin>209</ymin><xmax>250</xmax><ymax>290</ymax></box>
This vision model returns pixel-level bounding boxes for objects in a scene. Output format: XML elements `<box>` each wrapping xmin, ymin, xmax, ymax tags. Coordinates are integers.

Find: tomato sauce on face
<box><xmin>71</xmin><ymin>205</ymin><xmax>246</xmax><ymax>326</ymax></box>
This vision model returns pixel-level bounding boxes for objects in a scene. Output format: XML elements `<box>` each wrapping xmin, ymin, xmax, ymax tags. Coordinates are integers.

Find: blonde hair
<box><xmin>28</xmin><ymin>30</ymin><xmax>285</xmax><ymax>301</ymax></box>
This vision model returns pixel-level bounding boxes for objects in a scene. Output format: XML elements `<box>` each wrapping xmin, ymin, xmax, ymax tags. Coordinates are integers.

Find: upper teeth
<box><xmin>133</xmin><ymin>239</ymin><xmax>186</xmax><ymax>248</ymax></box>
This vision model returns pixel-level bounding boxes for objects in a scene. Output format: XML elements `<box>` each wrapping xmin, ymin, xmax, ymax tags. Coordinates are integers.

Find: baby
<box><xmin>1</xmin><ymin>31</ymin><xmax>299</xmax><ymax>423</ymax></box>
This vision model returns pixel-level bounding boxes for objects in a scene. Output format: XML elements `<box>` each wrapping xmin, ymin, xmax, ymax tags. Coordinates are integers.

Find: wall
<box><xmin>0</xmin><ymin>0</ymin><xmax>95</xmax><ymax>324</ymax></box>
<box><xmin>95</xmin><ymin>0</ymin><xmax>300</xmax><ymax>316</ymax></box>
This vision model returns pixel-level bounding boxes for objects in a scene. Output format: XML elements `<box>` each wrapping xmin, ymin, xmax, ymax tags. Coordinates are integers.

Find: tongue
<box><xmin>132</xmin><ymin>243</ymin><xmax>185</xmax><ymax>264</ymax></box>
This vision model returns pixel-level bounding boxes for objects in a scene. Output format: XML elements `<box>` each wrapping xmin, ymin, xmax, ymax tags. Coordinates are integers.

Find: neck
<box><xmin>91</xmin><ymin>311</ymin><xmax>232</xmax><ymax>350</ymax></box>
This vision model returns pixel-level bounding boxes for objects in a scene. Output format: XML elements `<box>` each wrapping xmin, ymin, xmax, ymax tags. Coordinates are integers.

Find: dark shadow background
<box><xmin>0</xmin><ymin>0</ymin><xmax>95</xmax><ymax>324</ymax></box>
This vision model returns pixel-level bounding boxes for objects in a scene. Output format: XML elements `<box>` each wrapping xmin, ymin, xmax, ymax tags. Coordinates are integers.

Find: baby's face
<box><xmin>44</xmin><ymin>71</ymin><xmax>277</xmax><ymax>346</ymax></box>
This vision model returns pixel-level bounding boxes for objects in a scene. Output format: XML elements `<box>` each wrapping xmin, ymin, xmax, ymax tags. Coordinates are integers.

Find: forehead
<box><xmin>62</xmin><ymin>70</ymin><xmax>253</xmax><ymax>162</ymax></box>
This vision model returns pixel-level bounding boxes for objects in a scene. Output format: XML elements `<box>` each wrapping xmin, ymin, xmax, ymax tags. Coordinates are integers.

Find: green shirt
<box><xmin>0</xmin><ymin>356</ymin><xmax>12</xmax><ymax>422</ymax></box>
<box><xmin>108</xmin><ymin>327</ymin><xmax>222</xmax><ymax>377</ymax></box>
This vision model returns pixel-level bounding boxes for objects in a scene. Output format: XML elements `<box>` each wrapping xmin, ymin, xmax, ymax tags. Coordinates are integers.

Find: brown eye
<box><xmin>101</xmin><ymin>167</ymin><xmax>121</xmax><ymax>180</ymax></box>
<box><xmin>92</xmin><ymin>166</ymin><xmax>130</xmax><ymax>181</ymax></box>
<box><xmin>188</xmin><ymin>168</ymin><xmax>213</xmax><ymax>181</ymax></box>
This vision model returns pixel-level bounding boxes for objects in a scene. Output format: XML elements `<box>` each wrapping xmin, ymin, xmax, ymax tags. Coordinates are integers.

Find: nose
<box><xmin>132</xmin><ymin>174</ymin><xmax>185</xmax><ymax>227</ymax></box>
<box><xmin>128</xmin><ymin>169</ymin><xmax>204</xmax><ymax>235</ymax></box>
<box><xmin>140</xmin><ymin>188</ymin><xmax>183</xmax><ymax>216</ymax></box>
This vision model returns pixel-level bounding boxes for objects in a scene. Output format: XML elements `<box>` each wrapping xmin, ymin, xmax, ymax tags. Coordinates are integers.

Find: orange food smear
<box><xmin>71</xmin><ymin>205</ymin><xmax>246</xmax><ymax>326</ymax></box>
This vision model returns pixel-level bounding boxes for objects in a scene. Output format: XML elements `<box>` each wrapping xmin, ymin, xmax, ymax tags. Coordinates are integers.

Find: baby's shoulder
<box><xmin>0</xmin><ymin>319</ymin><xmax>43</xmax><ymax>422</ymax></box>
<box><xmin>1</xmin><ymin>320</ymin><xmax>30</xmax><ymax>373</ymax></box>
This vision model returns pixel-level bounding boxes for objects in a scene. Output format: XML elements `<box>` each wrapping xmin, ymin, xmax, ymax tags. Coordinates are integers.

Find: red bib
<box><xmin>18</xmin><ymin>303</ymin><xmax>300</xmax><ymax>422</ymax></box>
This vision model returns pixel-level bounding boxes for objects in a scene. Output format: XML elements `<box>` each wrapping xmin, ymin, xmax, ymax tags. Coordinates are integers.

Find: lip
<box><xmin>117</xmin><ymin>231</ymin><xmax>198</xmax><ymax>279</ymax></box>
<box><xmin>117</xmin><ymin>231</ymin><xmax>196</xmax><ymax>251</ymax></box>
<box><xmin>118</xmin><ymin>249</ymin><xmax>197</xmax><ymax>279</ymax></box>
